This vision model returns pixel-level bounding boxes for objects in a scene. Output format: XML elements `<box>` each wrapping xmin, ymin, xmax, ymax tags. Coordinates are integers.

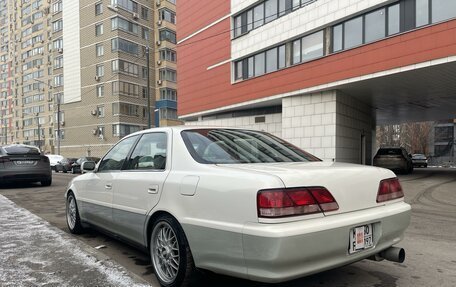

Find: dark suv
<box><xmin>373</xmin><ymin>147</ymin><xmax>413</xmax><ymax>174</ymax></box>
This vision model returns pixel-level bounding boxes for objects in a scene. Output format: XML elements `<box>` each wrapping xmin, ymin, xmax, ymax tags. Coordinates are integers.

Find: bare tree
<box><xmin>376</xmin><ymin>122</ymin><xmax>433</xmax><ymax>154</ymax></box>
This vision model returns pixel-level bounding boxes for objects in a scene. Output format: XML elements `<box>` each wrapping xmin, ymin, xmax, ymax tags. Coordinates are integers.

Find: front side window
<box><xmin>181</xmin><ymin>129</ymin><xmax>320</xmax><ymax>164</ymax></box>
<box><xmin>125</xmin><ymin>133</ymin><xmax>168</xmax><ymax>170</ymax></box>
<box><xmin>98</xmin><ymin>135</ymin><xmax>139</xmax><ymax>172</ymax></box>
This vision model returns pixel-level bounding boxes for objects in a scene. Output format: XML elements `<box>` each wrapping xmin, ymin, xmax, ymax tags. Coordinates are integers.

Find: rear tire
<box><xmin>150</xmin><ymin>215</ymin><xmax>197</xmax><ymax>287</ymax></box>
<box><xmin>41</xmin><ymin>178</ymin><xmax>52</xmax><ymax>186</ymax></box>
<box><xmin>66</xmin><ymin>192</ymin><xmax>84</xmax><ymax>234</ymax></box>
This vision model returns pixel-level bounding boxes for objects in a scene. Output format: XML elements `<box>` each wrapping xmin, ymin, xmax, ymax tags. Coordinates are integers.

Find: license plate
<box><xmin>349</xmin><ymin>224</ymin><xmax>373</xmax><ymax>254</ymax></box>
<box><xmin>14</xmin><ymin>160</ymin><xmax>36</xmax><ymax>166</ymax></box>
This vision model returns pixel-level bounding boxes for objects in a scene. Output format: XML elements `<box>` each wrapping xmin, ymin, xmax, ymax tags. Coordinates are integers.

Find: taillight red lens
<box><xmin>257</xmin><ymin>187</ymin><xmax>338</xmax><ymax>218</ymax></box>
<box><xmin>377</xmin><ymin>178</ymin><xmax>404</xmax><ymax>203</ymax></box>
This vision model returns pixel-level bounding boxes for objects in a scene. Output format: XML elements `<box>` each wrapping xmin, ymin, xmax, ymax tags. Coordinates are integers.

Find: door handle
<box><xmin>105</xmin><ymin>184</ymin><xmax>112</xmax><ymax>190</ymax></box>
<box><xmin>148</xmin><ymin>185</ymin><xmax>159</xmax><ymax>194</ymax></box>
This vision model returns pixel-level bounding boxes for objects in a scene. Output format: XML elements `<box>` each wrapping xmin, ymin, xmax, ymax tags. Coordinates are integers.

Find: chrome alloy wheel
<box><xmin>152</xmin><ymin>221</ymin><xmax>180</xmax><ymax>284</ymax></box>
<box><xmin>66</xmin><ymin>195</ymin><xmax>77</xmax><ymax>230</ymax></box>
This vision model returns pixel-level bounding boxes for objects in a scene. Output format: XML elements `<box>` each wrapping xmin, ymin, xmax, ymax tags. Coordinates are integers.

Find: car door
<box><xmin>111</xmin><ymin>131</ymin><xmax>171</xmax><ymax>245</ymax></box>
<box><xmin>79</xmin><ymin>135</ymin><xmax>139</xmax><ymax>232</ymax></box>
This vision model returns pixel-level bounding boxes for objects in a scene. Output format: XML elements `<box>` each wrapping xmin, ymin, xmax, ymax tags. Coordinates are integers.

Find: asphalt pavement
<box><xmin>0</xmin><ymin>194</ymin><xmax>151</xmax><ymax>287</ymax></box>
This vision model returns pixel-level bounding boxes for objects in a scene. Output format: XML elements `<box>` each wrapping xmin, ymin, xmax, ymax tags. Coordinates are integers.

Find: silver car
<box><xmin>0</xmin><ymin>144</ymin><xmax>52</xmax><ymax>186</ymax></box>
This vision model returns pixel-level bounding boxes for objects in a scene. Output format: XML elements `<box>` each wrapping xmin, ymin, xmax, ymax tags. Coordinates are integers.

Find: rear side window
<box><xmin>3</xmin><ymin>145</ymin><xmax>40</xmax><ymax>155</ymax></box>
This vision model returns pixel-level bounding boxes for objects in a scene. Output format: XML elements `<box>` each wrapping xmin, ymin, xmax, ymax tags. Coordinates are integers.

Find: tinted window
<box><xmin>125</xmin><ymin>133</ymin><xmax>168</xmax><ymax>170</ymax></box>
<box><xmin>3</xmin><ymin>145</ymin><xmax>40</xmax><ymax>155</ymax></box>
<box><xmin>181</xmin><ymin>129</ymin><xmax>320</xmax><ymax>164</ymax></box>
<box><xmin>376</xmin><ymin>148</ymin><xmax>402</xmax><ymax>156</ymax></box>
<box><xmin>98</xmin><ymin>135</ymin><xmax>139</xmax><ymax>172</ymax></box>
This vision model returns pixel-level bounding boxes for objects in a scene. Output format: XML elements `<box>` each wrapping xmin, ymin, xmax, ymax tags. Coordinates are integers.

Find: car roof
<box><xmin>126</xmin><ymin>126</ymin><xmax>262</xmax><ymax>138</ymax></box>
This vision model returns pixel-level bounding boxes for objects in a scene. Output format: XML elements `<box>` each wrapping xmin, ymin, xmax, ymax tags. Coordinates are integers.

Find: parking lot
<box><xmin>1</xmin><ymin>167</ymin><xmax>455</xmax><ymax>286</ymax></box>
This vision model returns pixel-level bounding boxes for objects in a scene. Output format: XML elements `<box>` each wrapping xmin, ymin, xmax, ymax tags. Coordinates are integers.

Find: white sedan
<box><xmin>65</xmin><ymin>127</ymin><xmax>411</xmax><ymax>287</ymax></box>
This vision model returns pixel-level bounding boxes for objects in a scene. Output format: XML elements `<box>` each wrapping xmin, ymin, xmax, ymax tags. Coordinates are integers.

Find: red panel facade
<box><xmin>178</xmin><ymin>7</ymin><xmax>456</xmax><ymax>116</ymax></box>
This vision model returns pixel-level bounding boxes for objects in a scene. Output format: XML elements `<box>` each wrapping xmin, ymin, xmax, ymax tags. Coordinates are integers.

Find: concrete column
<box><xmin>282</xmin><ymin>90</ymin><xmax>375</xmax><ymax>164</ymax></box>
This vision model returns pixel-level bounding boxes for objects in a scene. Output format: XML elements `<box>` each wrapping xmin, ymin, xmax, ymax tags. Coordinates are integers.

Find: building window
<box><xmin>254</xmin><ymin>53</ymin><xmax>265</xmax><ymax>77</ymax></box>
<box><xmin>96</xmin><ymin>43</ymin><xmax>104</xmax><ymax>57</ymax></box>
<box><xmin>95</xmin><ymin>23</ymin><xmax>104</xmax><ymax>36</ymax></box>
<box><xmin>53</xmin><ymin>56</ymin><xmax>63</xmax><ymax>69</ymax></box>
<box><xmin>52</xmin><ymin>1</ymin><xmax>62</xmax><ymax>13</ymax></box>
<box><xmin>159</xmin><ymin>29</ymin><xmax>176</xmax><ymax>44</ymax></box>
<box><xmin>430</xmin><ymin>0</ymin><xmax>456</xmax><ymax>23</ymax></box>
<box><xmin>96</xmin><ymin>64</ymin><xmax>104</xmax><ymax>77</ymax></box>
<box><xmin>160</xmin><ymin>88</ymin><xmax>177</xmax><ymax>101</ymax></box>
<box><xmin>111</xmin><ymin>38</ymin><xmax>139</xmax><ymax>55</ymax></box>
<box><xmin>159</xmin><ymin>68</ymin><xmax>177</xmax><ymax>82</ymax></box>
<box><xmin>111</xmin><ymin>59</ymin><xmax>139</xmax><ymax>76</ymax></box>
<box><xmin>112</xmin><ymin>124</ymin><xmax>141</xmax><ymax>137</ymax></box>
<box><xmin>141</xmin><ymin>6</ymin><xmax>149</xmax><ymax>20</ymax></box>
<box><xmin>97</xmin><ymin>105</ymin><xmax>105</xmax><ymax>118</ymax></box>
<box><xmin>332</xmin><ymin>3</ymin><xmax>400</xmax><ymax>53</ymax></box>
<box><xmin>110</xmin><ymin>0</ymin><xmax>138</xmax><ymax>13</ymax></box>
<box><xmin>365</xmin><ymin>9</ymin><xmax>385</xmax><ymax>43</ymax></box>
<box><xmin>234</xmin><ymin>31</ymin><xmax>322</xmax><ymax>81</ymax></box>
<box><xmin>96</xmin><ymin>84</ymin><xmax>104</xmax><ymax>97</ymax></box>
<box><xmin>53</xmin><ymin>38</ymin><xmax>63</xmax><ymax>49</ymax></box>
<box><xmin>159</xmin><ymin>49</ymin><xmax>177</xmax><ymax>62</ymax></box>
<box><xmin>301</xmin><ymin>30</ymin><xmax>323</xmax><ymax>62</ymax></box>
<box><xmin>112</xmin><ymin>103</ymin><xmax>139</xmax><ymax>116</ymax></box>
<box><xmin>159</xmin><ymin>8</ymin><xmax>176</xmax><ymax>24</ymax></box>
<box><xmin>112</xmin><ymin>81</ymin><xmax>140</xmax><ymax>97</ymax></box>
<box><xmin>142</xmin><ymin>27</ymin><xmax>149</xmax><ymax>40</ymax></box>
<box><xmin>54</xmin><ymin>74</ymin><xmax>63</xmax><ymax>87</ymax></box>
<box><xmin>52</xmin><ymin>19</ymin><xmax>63</xmax><ymax>32</ymax></box>
<box><xmin>265</xmin><ymin>48</ymin><xmax>277</xmax><ymax>73</ymax></box>
<box><xmin>233</xmin><ymin>0</ymin><xmax>317</xmax><ymax>38</ymax></box>
<box><xmin>111</xmin><ymin>17</ymin><xmax>138</xmax><ymax>34</ymax></box>
<box><xmin>95</xmin><ymin>2</ymin><xmax>103</xmax><ymax>15</ymax></box>
<box><xmin>159</xmin><ymin>108</ymin><xmax>178</xmax><ymax>120</ymax></box>
<box><xmin>142</xmin><ymin>67</ymin><xmax>148</xmax><ymax>79</ymax></box>
<box><xmin>264</xmin><ymin>0</ymin><xmax>278</xmax><ymax>23</ymax></box>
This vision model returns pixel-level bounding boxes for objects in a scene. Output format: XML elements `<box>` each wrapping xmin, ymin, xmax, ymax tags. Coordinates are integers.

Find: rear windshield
<box><xmin>181</xmin><ymin>129</ymin><xmax>320</xmax><ymax>164</ymax></box>
<box><xmin>412</xmin><ymin>154</ymin><xmax>426</xmax><ymax>159</ymax></box>
<box><xmin>376</xmin><ymin>148</ymin><xmax>402</xmax><ymax>156</ymax></box>
<box><xmin>3</xmin><ymin>145</ymin><xmax>40</xmax><ymax>155</ymax></box>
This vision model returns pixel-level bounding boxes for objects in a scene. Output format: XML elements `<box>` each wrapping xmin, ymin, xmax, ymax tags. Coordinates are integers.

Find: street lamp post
<box><xmin>146</xmin><ymin>46</ymin><xmax>151</xmax><ymax>129</ymax></box>
<box><xmin>33</xmin><ymin>79</ymin><xmax>60</xmax><ymax>154</ymax></box>
<box><xmin>36</xmin><ymin>113</ymin><xmax>41</xmax><ymax>151</ymax></box>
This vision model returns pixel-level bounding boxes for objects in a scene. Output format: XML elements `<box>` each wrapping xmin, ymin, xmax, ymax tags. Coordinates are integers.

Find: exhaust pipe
<box><xmin>368</xmin><ymin>247</ymin><xmax>405</xmax><ymax>263</ymax></box>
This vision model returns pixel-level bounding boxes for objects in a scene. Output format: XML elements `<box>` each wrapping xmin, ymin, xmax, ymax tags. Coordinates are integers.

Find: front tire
<box><xmin>66</xmin><ymin>192</ymin><xmax>84</xmax><ymax>234</ymax></box>
<box><xmin>150</xmin><ymin>215</ymin><xmax>197</xmax><ymax>287</ymax></box>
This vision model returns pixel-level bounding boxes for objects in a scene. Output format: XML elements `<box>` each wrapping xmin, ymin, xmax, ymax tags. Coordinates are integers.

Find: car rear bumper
<box><xmin>241</xmin><ymin>202</ymin><xmax>411</xmax><ymax>283</ymax></box>
<box><xmin>0</xmin><ymin>171</ymin><xmax>51</xmax><ymax>183</ymax></box>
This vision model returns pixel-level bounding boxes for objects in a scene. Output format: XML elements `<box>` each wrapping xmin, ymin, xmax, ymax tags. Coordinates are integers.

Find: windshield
<box><xmin>181</xmin><ymin>129</ymin><xmax>320</xmax><ymax>164</ymax></box>
<box><xmin>3</xmin><ymin>145</ymin><xmax>40</xmax><ymax>155</ymax></box>
<box><xmin>412</xmin><ymin>154</ymin><xmax>426</xmax><ymax>159</ymax></box>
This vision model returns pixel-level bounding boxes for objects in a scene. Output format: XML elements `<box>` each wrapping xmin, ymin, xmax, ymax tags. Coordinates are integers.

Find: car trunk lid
<box><xmin>219</xmin><ymin>162</ymin><xmax>395</xmax><ymax>216</ymax></box>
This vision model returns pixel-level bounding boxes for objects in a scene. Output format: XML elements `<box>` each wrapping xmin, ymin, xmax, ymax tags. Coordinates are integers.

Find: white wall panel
<box><xmin>63</xmin><ymin>0</ymin><xmax>81</xmax><ymax>103</ymax></box>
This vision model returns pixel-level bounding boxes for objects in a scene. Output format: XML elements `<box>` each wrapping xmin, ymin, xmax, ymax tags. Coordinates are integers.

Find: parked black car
<box><xmin>71</xmin><ymin>157</ymin><xmax>100</xmax><ymax>174</ymax></box>
<box><xmin>412</xmin><ymin>154</ymin><xmax>428</xmax><ymax>168</ymax></box>
<box><xmin>0</xmin><ymin>144</ymin><xmax>52</xmax><ymax>186</ymax></box>
<box><xmin>373</xmin><ymin>147</ymin><xmax>413</xmax><ymax>174</ymax></box>
<box><xmin>55</xmin><ymin>158</ymin><xmax>78</xmax><ymax>173</ymax></box>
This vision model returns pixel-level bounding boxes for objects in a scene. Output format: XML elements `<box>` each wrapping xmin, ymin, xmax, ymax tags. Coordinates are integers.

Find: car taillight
<box><xmin>257</xmin><ymin>187</ymin><xmax>339</xmax><ymax>218</ymax></box>
<box><xmin>377</xmin><ymin>178</ymin><xmax>404</xmax><ymax>203</ymax></box>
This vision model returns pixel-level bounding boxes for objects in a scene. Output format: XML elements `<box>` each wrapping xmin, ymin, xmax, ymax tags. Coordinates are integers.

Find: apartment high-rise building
<box><xmin>0</xmin><ymin>0</ymin><xmax>179</xmax><ymax>157</ymax></box>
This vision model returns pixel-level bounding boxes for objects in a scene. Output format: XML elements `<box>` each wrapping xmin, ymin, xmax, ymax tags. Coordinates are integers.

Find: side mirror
<box><xmin>81</xmin><ymin>161</ymin><xmax>96</xmax><ymax>173</ymax></box>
